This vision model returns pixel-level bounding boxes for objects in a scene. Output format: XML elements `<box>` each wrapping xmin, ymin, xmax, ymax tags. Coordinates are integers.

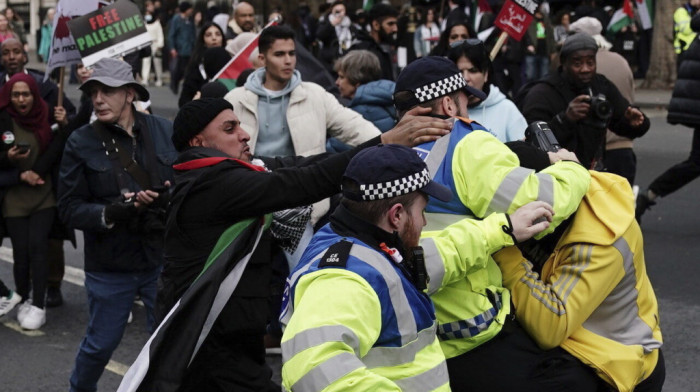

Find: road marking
<box><xmin>1</xmin><ymin>246</ymin><xmax>142</xmax><ymax>375</ymax></box>
<box><xmin>106</xmin><ymin>359</ymin><xmax>129</xmax><ymax>376</ymax></box>
<box><xmin>0</xmin><ymin>246</ymin><xmax>85</xmax><ymax>286</ymax></box>
<box><xmin>1</xmin><ymin>319</ymin><xmax>45</xmax><ymax>336</ymax></box>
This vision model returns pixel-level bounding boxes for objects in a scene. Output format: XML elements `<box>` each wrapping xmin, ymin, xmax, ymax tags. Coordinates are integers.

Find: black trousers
<box><xmin>604</xmin><ymin>148</ymin><xmax>637</xmax><ymax>186</ymax></box>
<box><xmin>446</xmin><ymin>319</ymin><xmax>600</xmax><ymax>392</ymax></box>
<box><xmin>6</xmin><ymin>207</ymin><xmax>55</xmax><ymax>309</ymax></box>
<box><xmin>649</xmin><ymin>127</ymin><xmax>700</xmax><ymax>197</ymax></box>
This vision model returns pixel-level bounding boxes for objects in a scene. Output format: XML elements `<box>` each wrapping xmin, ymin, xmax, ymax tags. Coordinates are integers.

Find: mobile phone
<box><xmin>16</xmin><ymin>142</ymin><xmax>30</xmax><ymax>154</ymax></box>
<box><xmin>151</xmin><ymin>184</ymin><xmax>168</xmax><ymax>194</ymax></box>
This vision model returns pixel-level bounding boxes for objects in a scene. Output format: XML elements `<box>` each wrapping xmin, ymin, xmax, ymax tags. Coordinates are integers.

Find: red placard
<box><xmin>494</xmin><ymin>0</ymin><xmax>535</xmax><ymax>41</ymax></box>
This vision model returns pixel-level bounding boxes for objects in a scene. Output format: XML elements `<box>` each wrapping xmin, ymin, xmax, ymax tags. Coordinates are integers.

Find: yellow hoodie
<box><xmin>495</xmin><ymin>171</ymin><xmax>662</xmax><ymax>391</ymax></box>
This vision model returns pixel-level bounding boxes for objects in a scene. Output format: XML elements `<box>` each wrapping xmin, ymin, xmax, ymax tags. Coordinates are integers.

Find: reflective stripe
<box><xmin>282</xmin><ymin>325</ymin><xmax>360</xmax><ymax>363</ymax></box>
<box><xmin>394</xmin><ymin>360</ymin><xmax>449</xmax><ymax>392</ymax></box>
<box><xmin>291</xmin><ymin>352</ymin><xmax>364</xmax><ymax>392</ymax></box>
<box><xmin>555</xmin><ymin>244</ymin><xmax>591</xmax><ymax>304</ymax></box>
<box><xmin>424</xmin><ymin>211</ymin><xmax>471</xmax><ymax>232</ymax></box>
<box><xmin>437</xmin><ymin>294</ymin><xmax>501</xmax><ymax>340</ymax></box>
<box><xmin>536</xmin><ymin>172</ymin><xmax>554</xmax><ymax>206</ymax></box>
<box><xmin>363</xmin><ymin>323</ymin><xmax>438</xmax><ymax>368</ymax></box>
<box><xmin>421</xmin><ymin>238</ymin><xmax>444</xmax><ymax>295</ymax></box>
<box><xmin>349</xmin><ymin>245</ymin><xmax>418</xmax><ymax>345</ymax></box>
<box><xmin>487</xmin><ymin>166</ymin><xmax>534</xmax><ymax>214</ymax></box>
<box><xmin>583</xmin><ymin>237</ymin><xmax>662</xmax><ymax>354</ymax></box>
<box><xmin>280</xmin><ymin>249</ymin><xmax>326</xmax><ymax>327</ymax></box>
<box><xmin>424</xmin><ymin>133</ymin><xmax>451</xmax><ymax>178</ymax></box>
<box><xmin>519</xmin><ymin>261</ymin><xmax>566</xmax><ymax>315</ymax></box>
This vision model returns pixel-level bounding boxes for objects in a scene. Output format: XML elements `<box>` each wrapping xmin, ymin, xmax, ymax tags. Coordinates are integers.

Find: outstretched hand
<box><xmin>624</xmin><ymin>106</ymin><xmax>644</xmax><ymax>127</ymax></box>
<box><xmin>381</xmin><ymin>106</ymin><xmax>452</xmax><ymax>147</ymax></box>
<box><xmin>509</xmin><ymin>201</ymin><xmax>554</xmax><ymax>242</ymax></box>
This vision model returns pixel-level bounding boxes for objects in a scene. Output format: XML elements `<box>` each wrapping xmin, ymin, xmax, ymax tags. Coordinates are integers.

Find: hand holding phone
<box><xmin>16</xmin><ymin>142</ymin><xmax>30</xmax><ymax>154</ymax></box>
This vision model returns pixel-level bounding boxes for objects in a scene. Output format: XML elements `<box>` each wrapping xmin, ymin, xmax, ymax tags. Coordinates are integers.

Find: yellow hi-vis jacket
<box><xmin>419</xmin><ymin>129</ymin><xmax>591</xmax><ymax>358</ymax></box>
<box><xmin>280</xmin><ymin>212</ymin><xmax>517</xmax><ymax>391</ymax></box>
<box><xmin>494</xmin><ymin>172</ymin><xmax>662</xmax><ymax>392</ymax></box>
<box><xmin>674</xmin><ymin>5</ymin><xmax>697</xmax><ymax>54</ymax></box>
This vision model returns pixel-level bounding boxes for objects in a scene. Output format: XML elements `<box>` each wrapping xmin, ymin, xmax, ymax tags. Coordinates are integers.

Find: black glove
<box><xmin>104</xmin><ymin>201</ymin><xmax>138</xmax><ymax>224</ymax></box>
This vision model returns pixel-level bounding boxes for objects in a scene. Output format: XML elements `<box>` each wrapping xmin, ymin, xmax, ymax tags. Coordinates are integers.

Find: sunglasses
<box><xmin>449</xmin><ymin>38</ymin><xmax>484</xmax><ymax>48</ymax></box>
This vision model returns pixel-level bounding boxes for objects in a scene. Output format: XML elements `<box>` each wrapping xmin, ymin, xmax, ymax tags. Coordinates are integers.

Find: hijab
<box><xmin>0</xmin><ymin>73</ymin><xmax>52</xmax><ymax>152</ymax></box>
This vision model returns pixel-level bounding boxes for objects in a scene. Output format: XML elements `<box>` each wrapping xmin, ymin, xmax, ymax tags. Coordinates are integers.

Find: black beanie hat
<box><xmin>172</xmin><ymin>98</ymin><xmax>233</xmax><ymax>151</ymax></box>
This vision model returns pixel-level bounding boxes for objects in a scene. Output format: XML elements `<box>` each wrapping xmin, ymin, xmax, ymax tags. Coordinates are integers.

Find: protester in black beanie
<box><xmin>172</xmin><ymin>98</ymin><xmax>232</xmax><ymax>151</ymax></box>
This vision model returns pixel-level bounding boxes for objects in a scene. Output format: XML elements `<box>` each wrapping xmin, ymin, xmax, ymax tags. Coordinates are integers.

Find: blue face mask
<box><xmin>145</xmin><ymin>14</ymin><xmax>153</xmax><ymax>22</ymax></box>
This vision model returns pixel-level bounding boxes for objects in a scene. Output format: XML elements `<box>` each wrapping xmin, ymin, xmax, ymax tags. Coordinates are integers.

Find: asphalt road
<box><xmin>0</xmin><ymin>92</ymin><xmax>698</xmax><ymax>391</ymax></box>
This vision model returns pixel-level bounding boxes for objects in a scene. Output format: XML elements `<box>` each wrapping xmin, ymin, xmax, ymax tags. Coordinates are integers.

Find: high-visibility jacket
<box><xmin>280</xmin><ymin>208</ymin><xmax>516</xmax><ymax>391</ymax></box>
<box><xmin>416</xmin><ymin>118</ymin><xmax>591</xmax><ymax>358</ymax></box>
<box><xmin>494</xmin><ymin>172</ymin><xmax>662</xmax><ymax>392</ymax></box>
<box><xmin>674</xmin><ymin>5</ymin><xmax>697</xmax><ymax>54</ymax></box>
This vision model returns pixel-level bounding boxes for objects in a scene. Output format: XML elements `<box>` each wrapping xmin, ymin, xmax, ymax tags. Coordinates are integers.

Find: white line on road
<box><xmin>0</xmin><ymin>246</ymin><xmax>135</xmax><ymax>376</ymax></box>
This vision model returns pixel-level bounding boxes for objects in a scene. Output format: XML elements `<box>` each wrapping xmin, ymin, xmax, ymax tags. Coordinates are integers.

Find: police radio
<box><xmin>407</xmin><ymin>247</ymin><xmax>429</xmax><ymax>291</ymax></box>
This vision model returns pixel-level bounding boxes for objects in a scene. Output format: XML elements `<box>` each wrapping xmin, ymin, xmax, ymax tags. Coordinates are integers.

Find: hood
<box><xmin>245</xmin><ymin>67</ymin><xmax>302</xmax><ymax>98</ymax></box>
<box><xmin>564</xmin><ymin>171</ymin><xmax>635</xmax><ymax>246</ymax></box>
<box><xmin>350</xmin><ymin>79</ymin><xmax>395</xmax><ymax>106</ymax></box>
<box><xmin>474</xmin><ymin>84</ymin><xmax>506</xmax><ymax>109</ymax></box>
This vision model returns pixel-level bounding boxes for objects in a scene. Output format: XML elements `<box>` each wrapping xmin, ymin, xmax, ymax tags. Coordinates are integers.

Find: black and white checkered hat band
<box><xmin>414</xmin><ymin>73</ymin><xmax>467</xmax><ymax>103</ymax></box>
<box><xmin>359</xmin><ymin>168</ymin><xmax>431</xmax><ymax>201</ymax></box>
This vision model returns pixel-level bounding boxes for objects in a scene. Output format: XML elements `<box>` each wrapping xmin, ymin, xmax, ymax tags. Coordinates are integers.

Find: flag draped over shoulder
<box><xmin>213</xmin><ymin>20</ymin><xmax>278</xmax><ymax>90</ymax></box>
<box><xmin>117</xmin><ymin>216</ymin><xmax>270</xmax><ymax>392</ymax></box>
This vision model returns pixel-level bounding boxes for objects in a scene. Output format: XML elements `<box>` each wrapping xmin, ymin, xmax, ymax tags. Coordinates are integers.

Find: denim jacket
<box><xmin>57</xmin><ymin>111</ymin><xmax>177</xmax><ymax>272</ymax></box>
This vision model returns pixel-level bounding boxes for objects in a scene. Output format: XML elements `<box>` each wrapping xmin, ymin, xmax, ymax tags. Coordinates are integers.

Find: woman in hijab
<box><xmin>0</xmin><ymin>74</ymin><xmax>58</xmax><ymax>330</ymax></box>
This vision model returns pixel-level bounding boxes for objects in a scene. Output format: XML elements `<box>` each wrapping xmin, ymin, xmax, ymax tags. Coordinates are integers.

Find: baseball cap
<box><xmin>343</xmin><ymin>144</ymin><xmax>452</xmax><ymax>202</ymax></box>
<box><xmin>394</xmin><ymin>56</ymin><xmax>487</xmax><ymax>111</ymax></box>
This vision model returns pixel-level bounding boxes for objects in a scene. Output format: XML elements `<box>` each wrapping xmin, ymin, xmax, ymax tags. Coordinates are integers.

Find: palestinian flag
<box><xmin>636</xmin><ymin>0</ymin><xmax>653</xmax><ymax>30</ymax></box>
<box><xmin>117</xmin><ymin>216</ymin><xmax>270</xmax><ymax>392</ymax></box>
<box><xmin>212</xmin><ymin>20</ymin><xmax>278</xmax><ymax>90</ymax></box>
<box><xmin>607</xmin><ymin>0</ymin><xmax>635</xmax><ymax>34</ymax></box>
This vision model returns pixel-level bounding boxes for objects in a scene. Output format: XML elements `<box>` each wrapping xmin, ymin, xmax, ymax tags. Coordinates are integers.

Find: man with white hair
<box><xmin>569</xmin><ymin>16</ymin><xmax>638</xmax><ymax>185</ymax></box>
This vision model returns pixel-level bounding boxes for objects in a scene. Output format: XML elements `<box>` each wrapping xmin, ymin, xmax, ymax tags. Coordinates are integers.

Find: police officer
<box><xmin>280</xmin><ymin>144</ymin><xmax>554</xmax><ymax>391</ymax></box>
<box><xmin>393</xmin><ymin>56</ymin><xmax>593</xmax><ymax>390</ymax></box>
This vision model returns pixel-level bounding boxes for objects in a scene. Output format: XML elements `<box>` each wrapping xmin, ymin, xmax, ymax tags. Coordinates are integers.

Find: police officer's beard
<box><xmin>400</xmin><ymin>216</ymin><xmax>420</xmax><ymax>248</ymax></box>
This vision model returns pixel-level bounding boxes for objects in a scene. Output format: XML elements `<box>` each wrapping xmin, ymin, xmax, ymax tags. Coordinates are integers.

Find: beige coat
<box><xmin>597</xmin><ymin>50</ymin><xmax>635</xmax><ymax>150</ymax></box>
<box><xmin>225</xmin><ymin>80</ymin><xmax>381</xmax><ymax>222</ymax></box>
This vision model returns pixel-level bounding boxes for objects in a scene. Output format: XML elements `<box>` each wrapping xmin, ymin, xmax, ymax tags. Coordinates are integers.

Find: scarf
<box><xmin>0</xmin><ymin>73</ymin><xmax>52</xmax><ymax>152</ymax></box>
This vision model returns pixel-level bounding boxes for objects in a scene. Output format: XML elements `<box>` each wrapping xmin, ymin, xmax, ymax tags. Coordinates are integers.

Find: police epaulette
<box><xmin>318</xmin><ymin>239</ymin><xmax>353</xmax><ymax>269</ymax></box>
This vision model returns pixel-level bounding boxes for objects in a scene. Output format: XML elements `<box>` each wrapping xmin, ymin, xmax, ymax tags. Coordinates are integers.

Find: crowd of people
<box><xmin>1</xmin><ymin>0</ymin><xmax>700</xmax><ymax>391</ymax></box>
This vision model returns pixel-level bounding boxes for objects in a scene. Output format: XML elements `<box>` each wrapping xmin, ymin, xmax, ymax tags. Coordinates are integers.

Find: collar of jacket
<box><xmin>172</xmin><ymin>146</ymin><xmax>265</xmax><ymax>172</ymax></box>
<box><xmin>330</xmin><ymin>203</ymin><xmax>407</xmax><ymax>259</ymax></box>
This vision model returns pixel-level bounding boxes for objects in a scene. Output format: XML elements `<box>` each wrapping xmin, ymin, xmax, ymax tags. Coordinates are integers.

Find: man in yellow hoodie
<box><xmin>494</xmin><ymin>171</ymin><xmax>665</xmax><ymax>392</ymax></box>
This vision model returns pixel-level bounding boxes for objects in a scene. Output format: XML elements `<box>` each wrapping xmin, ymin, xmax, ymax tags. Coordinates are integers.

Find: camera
<box><xmin>525</xmin><ymin>121</ymin><xmax>560</xmax><ymax>153</ymax></box>
<box><xmin>586</xmin><ymin>88</ymin><xmax>612</xmax><ymax>128</ymax></box>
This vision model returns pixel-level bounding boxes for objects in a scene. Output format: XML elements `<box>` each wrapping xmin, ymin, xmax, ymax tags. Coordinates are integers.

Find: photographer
<box><xmin>520</xmin><ymin>33</ymin><xmax>650</xmax><ymax>169</ymax></box>
<box><xmin>57</xmin><ymin>58</ymin><xmax>177</xmax><ymax>392</ymax></box>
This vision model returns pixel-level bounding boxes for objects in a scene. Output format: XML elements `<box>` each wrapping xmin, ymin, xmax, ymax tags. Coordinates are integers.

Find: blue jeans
<box><xmin>69</xmin><ymin>267</ymin><xmax>160</xmax><ymax>392</ymax></box>
<box><xmin>525</xmin><ymin>55</ymin><xmax>550</xmax><ymax>82</ymax></box>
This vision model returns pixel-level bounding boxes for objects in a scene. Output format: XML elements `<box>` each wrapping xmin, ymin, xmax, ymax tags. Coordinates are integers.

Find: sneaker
<box><xmin>0</xmin><ymin>291</ymin><xmax>22</xmax><ymax>316</ymax></box>
<box><xmin>46</xmin><ymin>287</ymin><xmax>63</xmax><ymax>308</ymax></box>
<box><xmin>635</xmin><ymin>192</ymin><xmax>656</xmax><ymax>223</ymax></box>
<box><xmin>16</xmin><ymin>299</ymin><xmax>32</xmax><ymax>324</ymax></box>
<box><xmin>19</xmin><ymin>305</ymin><xmax>46</xmax><ymax>330</ymax></box>
<box><xmin>154</xmin><ymin>80</ymin><xmax>163</xmax><ymax>87</ymax></box>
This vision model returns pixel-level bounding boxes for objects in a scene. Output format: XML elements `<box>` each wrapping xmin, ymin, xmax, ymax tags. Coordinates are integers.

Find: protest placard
<box><xmin>67</xmin><ymin>0</ymin><xmax>151</xmax><ymax>67</ymax></box>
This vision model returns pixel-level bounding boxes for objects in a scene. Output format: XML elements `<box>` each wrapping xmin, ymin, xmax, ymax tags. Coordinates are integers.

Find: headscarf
<box><xmin>0</xmin><ymin>73</ymin><xmax>52</xmax><ymax>152</ymax></box>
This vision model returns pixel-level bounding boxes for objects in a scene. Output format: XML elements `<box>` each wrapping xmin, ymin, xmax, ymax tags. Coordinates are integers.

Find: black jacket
<box><xmin>668</xmin><ymin>14</ymin><xmax>700</xmax><ymax>127</ymax></box>
<box><xmin>157</xmin><ymin>138</ymin><xmax>379</xmax><ymax>390</ymax></box>
<box><xmin>350</xmin><ymin>30</ymin><xmax>395</xmax><ymax>81</ymax></box>
<box><xmin>520</xmin><ymin>71</ymin><xmax>650</xmax><ymax>169</ymax></box>
<box><xmin>57</xmin><ymin>112</ymin><xmax>177</xmax><ymax>272</ymax></box>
